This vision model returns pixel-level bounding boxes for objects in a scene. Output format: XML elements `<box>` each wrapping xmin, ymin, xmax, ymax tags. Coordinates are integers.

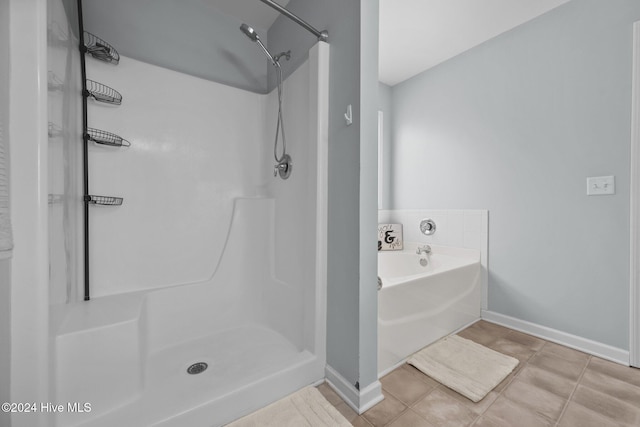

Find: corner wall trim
<box><xmin>325</xmin><ymin>365</ymin><xmax>384</xmax><ymax>414</ymax></box>
<box><xmin>481</xmin><ymin>310</ymin><xmax>629</xmax><ymax>366</ymax></box>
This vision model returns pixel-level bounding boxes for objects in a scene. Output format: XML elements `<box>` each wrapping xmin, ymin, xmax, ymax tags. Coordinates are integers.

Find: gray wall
<box><xmin>82</xmin><ymin>0</ymin><xmax>269</xmax><ymax>93</ymax></box>
<box><xmin>358</xmin><ymin>0</ymin><xmax>379</xmax><ymax>390</ymax></box>
<box><xmin>265</xmin><ymin>0</ymin><xmax>327</xmax><ymax>91</ymax></box>
<box><xmin>378</xmin><ymin>82</ymin><xmax>392</xmax><ymax>209</ymax></box>
<box><xmin>0</xmin><ymin>0</ymin><xmax>11</xmax><ymax>423</ymax></box>
<box><xmin>269</xmin><ymin>0</ymin><xmax>379</xmax><ymax>390</ymax></box>
<box><xmin>390</xmin><ymin>0</ymin><xmax>640</xmax><ymax>349</ymax></box>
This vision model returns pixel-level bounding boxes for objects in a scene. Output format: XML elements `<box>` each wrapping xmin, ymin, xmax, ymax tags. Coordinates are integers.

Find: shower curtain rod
<box><xmin>259</xmin><ymin>0</ymin><xmax>328</xmax><ymax>42</ymax></box>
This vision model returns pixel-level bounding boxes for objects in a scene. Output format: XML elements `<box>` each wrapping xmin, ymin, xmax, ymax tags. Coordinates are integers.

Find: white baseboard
<box><xmin>324</xmin><ymin>365</ymin><xmax>359</xmax><ymax>411</ymax></box>
<box><xmin>481</xmin><ymin>310</ymin><xmax>629</xmax><ymax>366</ymax></box>
<box><xmin>325</xmin><ymin>365</ymin><xmax>384</xmax><ymax>414</ymax></box>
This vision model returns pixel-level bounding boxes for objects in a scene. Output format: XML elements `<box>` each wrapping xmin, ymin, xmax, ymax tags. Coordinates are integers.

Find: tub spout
<box><xmin>416</xmin><ymin>245</ymin><xmax>431</xmax><ymax>256</ymax></box>
<box><xmin>417</xmin><ymin>245</ymin><xmax>430</xmax><ymax>267</ymax></box>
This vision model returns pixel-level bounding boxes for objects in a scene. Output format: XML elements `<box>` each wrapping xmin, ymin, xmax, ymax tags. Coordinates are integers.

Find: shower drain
<box><xmin>187</xmin><ymin>362</ymin><xmax>208</xmax><ymax>375</ymax></box>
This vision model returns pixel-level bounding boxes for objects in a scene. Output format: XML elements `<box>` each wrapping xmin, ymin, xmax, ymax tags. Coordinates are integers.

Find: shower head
<box><xmin>239</xmin><ymin>23</ymin><xmax>278</xmax><ymax>67</ymax></box>
<box><xmin>240</xmin><ymin>23</ymin><xmax>259</xmax><ymax>42</ymax></box>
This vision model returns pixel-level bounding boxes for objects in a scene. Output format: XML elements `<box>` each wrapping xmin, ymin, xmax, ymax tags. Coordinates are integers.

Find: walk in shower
<box><xmin>47</xmin><ymin>0</ymin><xmax>329</xmax><ymax>425</ymax></box>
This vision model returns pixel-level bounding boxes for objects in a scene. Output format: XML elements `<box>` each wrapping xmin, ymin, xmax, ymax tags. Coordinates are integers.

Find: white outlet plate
<box><xmin>587</xmin><ymin>175</ymin><xmax>615</xmax><ymax>195</ymax></box>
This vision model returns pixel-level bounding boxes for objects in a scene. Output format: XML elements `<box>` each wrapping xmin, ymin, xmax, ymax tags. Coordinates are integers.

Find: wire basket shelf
<box><xmin>84</xmin><ymin>195</ymin><xmax>123</xmax><ymax>206</ymax></box>
<box><xmin>83</xmin><ymin>31</ymin><xmax>120</xmax><ymax>64</ymax></box>
<box><xmin>85</xmin><ymin>128</ymin><xmax>131</xmax><ymax>148</ymax></box>
<box><xmin>85</xmin><ymin>79</ymin><xmax>122</xmax><ymax>105</ymax></box>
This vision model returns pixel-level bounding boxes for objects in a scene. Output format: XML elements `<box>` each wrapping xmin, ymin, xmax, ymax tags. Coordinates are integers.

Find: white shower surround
<box><xmin>86</xmin><ymin>56</ymin><xmax>263</xmax><ymax>297</ymax></box>
<box><xmin>50</xmin><ymin>37</ymin><xmax>329</xmax><ymax>427</ymax></box>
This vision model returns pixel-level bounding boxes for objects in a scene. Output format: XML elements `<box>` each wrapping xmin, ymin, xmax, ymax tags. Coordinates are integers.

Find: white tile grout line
<box><xmin>369</xmin><ymin>327</ymin><xmax>602</xmax><ymax>427</ymax></box>
<box><xmin>552</xmin><ymin>347</ymin><xmax>591</xmax><ymax>427</ymax></box>
<box><xmin>469</xmin><ymin>346</ymin><xmax>525</xmax><ymax>426</ymax></box>
<box><xmin>471</xmin><ymin>332</ymin><xmax>583</xmax><ymax>426</ymax></box>
<box><xmin>371</xmin><ymin>371</ymin><xmax>433</xmax><ymax>427</ymax></box>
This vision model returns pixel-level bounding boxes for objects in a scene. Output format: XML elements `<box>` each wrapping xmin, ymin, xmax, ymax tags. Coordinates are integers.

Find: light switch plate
<box><xmin>587</xmin><ymin>176</ymin><xmax>615</xmax><ymax>195</ymax></box>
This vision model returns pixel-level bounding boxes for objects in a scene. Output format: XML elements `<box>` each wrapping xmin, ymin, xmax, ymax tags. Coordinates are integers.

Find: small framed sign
<box><xmin>378</xmin><ymin>224</ymin><xmax>403</xmax><ymax>251</ymax></box>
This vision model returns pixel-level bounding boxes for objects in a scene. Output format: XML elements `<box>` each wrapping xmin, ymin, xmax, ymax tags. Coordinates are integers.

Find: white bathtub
<box><xmin>378</xmin><ymin>243</ymin><xmax>482</xmax><ymax>375</ymax></box>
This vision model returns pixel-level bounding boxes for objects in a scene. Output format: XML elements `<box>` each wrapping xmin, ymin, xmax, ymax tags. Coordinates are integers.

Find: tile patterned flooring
<box><xmin>318</xmin><ymin>321</ymin><xmax>640</xmax><ymax>426</ymax></box>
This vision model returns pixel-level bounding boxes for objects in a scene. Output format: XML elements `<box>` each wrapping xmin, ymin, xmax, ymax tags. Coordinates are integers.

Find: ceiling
<box><xmin>379</xmin><ymin>0</ymin><xmax>571</xmax><ymax>86</ymax></box>
<box><xmin>209</xmin><ymin>0</ymin><xmax>291</xmax><ymax>30</ymax></box>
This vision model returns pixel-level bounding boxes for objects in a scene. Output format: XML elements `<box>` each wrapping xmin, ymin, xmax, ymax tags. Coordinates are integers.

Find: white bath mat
<box><xmin>408</xmin><ymin>335</ymin><xmax>519</xmax><ymax>402</ymax></box>
<box><xmin>226</xmin><ymin>386</ymin><xmax>351</xmax><ymax>427</ymax></box>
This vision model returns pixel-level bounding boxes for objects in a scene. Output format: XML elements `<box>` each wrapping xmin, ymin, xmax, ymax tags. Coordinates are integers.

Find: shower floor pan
<box><xmin>53</xmin><ymin>197</ymin><xmax>324</xmax><ymax>426</ymax></box>
<box><xmin>56</xmin><ymin>319</ymin><xmax>317</xmax><ymax>427</ymax></box>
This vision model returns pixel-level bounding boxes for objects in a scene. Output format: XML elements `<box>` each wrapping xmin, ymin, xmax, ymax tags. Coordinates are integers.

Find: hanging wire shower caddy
<box><xmin>83</xmin><ymin>31</ymin><xmax>120</xmax><ymax>64</ymax></box>
<box><xmin>84</xmin><ymin>79</ymin><xmax>122</xmax><ymax>105</ymax></box>
<box><xmin>85</xmin><ymin>128</ymin><xmax>131</xmax><ymax>148</ymax></box>
<box><xmin>77</xmin><ymin>5</ymin><xmax>126</xmax><ymax>299</ymax></box>
<box><xmin>84</xmin><ymin>195</ymin><xmax>124</xmax><ymax>206</ymax></box>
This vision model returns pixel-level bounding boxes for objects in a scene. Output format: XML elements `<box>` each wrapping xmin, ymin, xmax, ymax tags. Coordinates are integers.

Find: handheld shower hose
<box><xmin>240</xmin><ymin>23</ymin><xmax>292</xmax><ymax>178</ymax></box>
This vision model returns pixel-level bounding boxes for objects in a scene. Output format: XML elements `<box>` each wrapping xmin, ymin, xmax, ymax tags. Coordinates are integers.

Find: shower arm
<box><xmin>258</xmin><ymin>0</ymin><xmax>328</xmax><ymax>42</ymax></box>
<box><xmin>256</xmin><ymin>39</ymin><xmax>278</xmax><ymax>67</ymax></box>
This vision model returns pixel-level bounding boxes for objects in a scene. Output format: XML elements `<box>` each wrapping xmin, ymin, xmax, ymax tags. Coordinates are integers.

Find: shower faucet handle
<box><xmin>273</xmin><ymin>154</ymin><xmax>292</xmax><ymax>179</ymax></box>
<box><xmin>274</xmin><ymin>162</ymin><xmax>288</xmax><ymax>177</ymax></box>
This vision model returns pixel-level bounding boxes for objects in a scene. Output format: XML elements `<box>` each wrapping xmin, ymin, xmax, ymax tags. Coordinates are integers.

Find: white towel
<box><xmin>226</xmin><ymin>387</ymin><xmax>351</xmax><ymax>427</ymax></box>
<box><xmin>0</xmin><ymin>118</ymin><xmax>12</xmax><ymax>259</ymax></box>
<box><xmin>408</xmin><ymin>335</ymin><xmax>519</xmax><ymax>402</ymax></box>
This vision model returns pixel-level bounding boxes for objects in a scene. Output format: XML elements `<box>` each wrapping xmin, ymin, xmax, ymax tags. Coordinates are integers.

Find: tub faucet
<box><xmin>416</xmin><ymin>245</ymin><xmax>432</xmax><ymax>256</ymax></box>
